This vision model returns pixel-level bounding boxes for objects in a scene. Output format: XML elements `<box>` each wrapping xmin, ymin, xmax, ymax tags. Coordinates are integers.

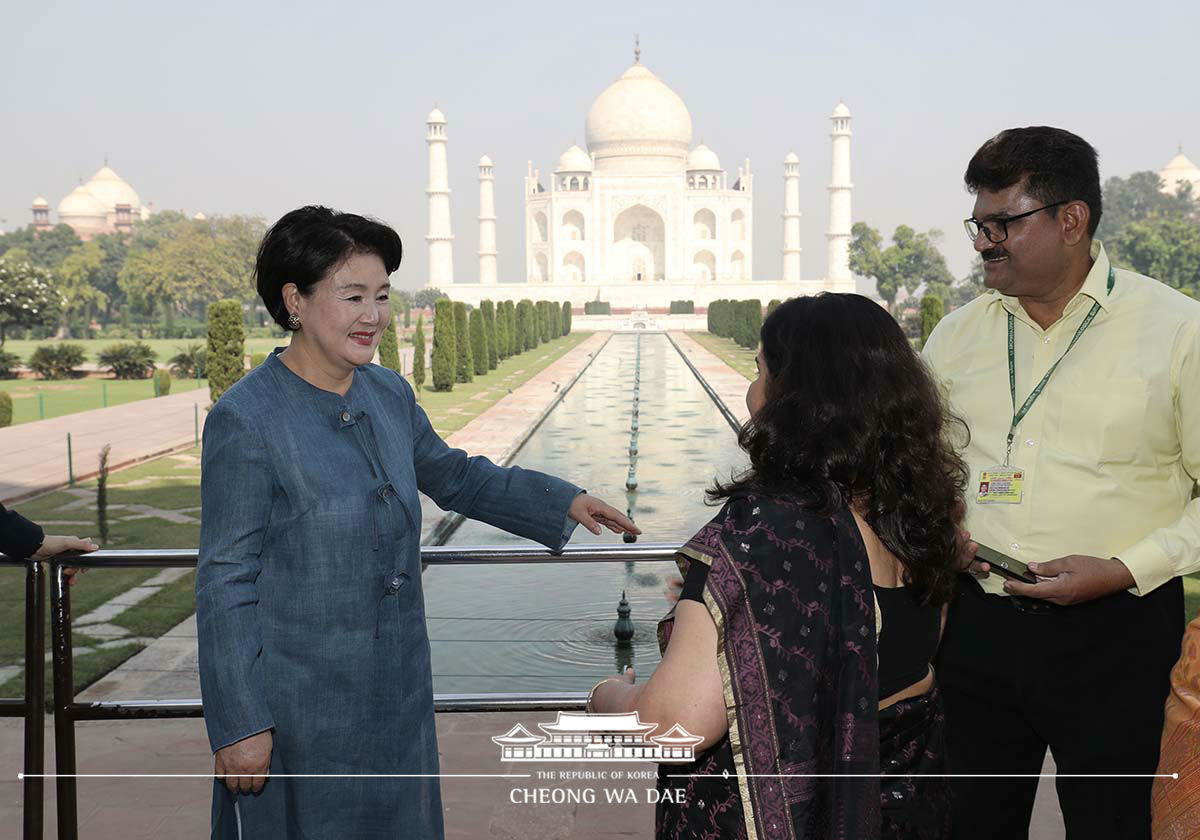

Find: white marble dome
<box><xmin>479</xmin><ymin>154</ymin><xmax>494</xmax><ymax>167</ymax></box>
<box><xmin>585</xmin><ymin>63</ymin><xmax>692</xmax><ymax>169</ymax></box>
<box><xmin>57</xmin><ymin>184</ymin><xmax>109</xmax><ymax>237</ymax></box>
<box><xmin>427</xmin><ymin>107</ymin><xmax>446</xmax><ymax>124</ymax></box>
<box><xmin>32</xmin><ymin>196</ymin><xmax>49</xmax><ymax>208</ymax></box>
<box><xmin>784</xmin><ymin>151</ymin><xmax>800</xmax><ymax>164</ymax></box>
<box><xmin>84</xmin><ymin>165</ymin><xmax>142</xmax><ymax>212</ymax></box>
<box><xmin>556</xmin><ymin>144</ymin><xmax>593</xmax><ymax>172</ymax></box>
<box><xmin>1160</xmin><ymin>151</ymin><xmax>1200</xmax><ymax>197</ymax></box>
<box><xmin>832</xmin><ymin>101</ymin><xmax>851</xmax><ymax>118</ymax></box>
<box><xmin>686</xmin><ymin>144</ymin><xmax>721</xmax><ymax>171</ymax></box>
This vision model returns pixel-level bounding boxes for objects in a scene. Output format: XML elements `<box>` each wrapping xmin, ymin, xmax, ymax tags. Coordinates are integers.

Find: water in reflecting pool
<box><xmin>423</xmin><ymin>333</ymin><xmax>747</xmax><ymax>694</ymax></box>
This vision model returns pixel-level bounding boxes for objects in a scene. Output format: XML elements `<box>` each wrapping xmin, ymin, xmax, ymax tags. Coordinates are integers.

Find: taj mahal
<box><xmin>425</xmin><ymin>49</ymin><xmax>856</xmax><ymax>308</ymax></box>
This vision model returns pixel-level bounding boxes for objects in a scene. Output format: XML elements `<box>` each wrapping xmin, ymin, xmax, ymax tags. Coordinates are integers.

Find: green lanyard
<box><xmin>1004</xmin><ymin>266</ymin><xmax>1114</xmax><ymax>465</ymax></box>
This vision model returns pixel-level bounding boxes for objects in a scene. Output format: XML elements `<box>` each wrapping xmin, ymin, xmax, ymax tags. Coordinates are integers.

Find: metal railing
<box><xmin>39</xmin><ymin>542</ymin><xmax>680</xmax><ymax>840</ymax></box>
<box><xmin>0</xmin><ymin>556</ymin><xmax>46</xmax><ymax>840</ymax></box>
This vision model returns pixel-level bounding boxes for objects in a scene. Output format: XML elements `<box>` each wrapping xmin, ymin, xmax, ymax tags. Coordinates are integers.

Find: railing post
<box><xmin>49</xmin><ymin>561</ymin><xmax>78</xmax><ymax>840</ymax></box>
<box><xmin>194</xmin><ymin>402</ymin><xmax>199</xmax><ymax>447</ymax></box>
<box><xmin>23</xmin><ymin>559</ymin><xmax>45</xmax><ymax>840</ymax></box>
<box><xmin>66</xmin><ymin>434</ymin><xmax>74</xmax><ymax>488</ymax></box>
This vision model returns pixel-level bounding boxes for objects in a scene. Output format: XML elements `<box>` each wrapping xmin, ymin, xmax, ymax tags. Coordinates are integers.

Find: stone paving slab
<box><xmin>667</xmin><ymin>331</ymin><xmax>751</xmax><ymax>426</ymax></box>
<box><xmin>0</xmin><ymin>388</ymin><xmax>210</xmax><ymax>504</ymax></box>
<box><xmin>0</xmin><ymin>714</ymin><xmax>1066</xmax><ymax>838</ymax></box>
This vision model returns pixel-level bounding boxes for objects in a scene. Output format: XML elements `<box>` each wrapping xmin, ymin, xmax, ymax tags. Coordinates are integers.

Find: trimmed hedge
<box><xmin>154</xmin><ymin>368</ymin><xmax>172</xmax><ymax>396</ymax></box>
<box><xmin>920</xmin><ymin>294</ymin><xmax>944</xmax><ymax>349</ymax></box>
<box><xmin>469</xmin><ymin>307</ymin><xmax>488</xmax><ymax>376</ymax></box>
<box><xmin>561</xmin><ymin>301</ymin><xmax>572</xmax><ymax>336</ymax></box>
<box><xmin>412</xmin><ymin>315</ymin><xmax>426</xmax><ymax>390</ymax></box>
<box><xmin>432</xmin><ymin>299</ymin><xmax>455</xmax><ymax>391</ymax></box>
<box><xmin>0</xmin><ymin>392</ymin><xmax>11</xmax><ymax>427</ymax></box>
<box><xmin>506</xmin><ymin>301</ymin><xmax>518</xmax><ymax>357</ymax></box>
<box><xmin>379</xmin><ymin>315</ymin><xmax>401</xmax><ymax>372</ymax></box>
<box><xmin>481</xmin><ymin>300</ymin><xmax>499</xmax><ymax>369</ymax></box>
<box><xmin>669</xmin><ymin>300</ymin><xmax>695</xmax><ymax>314</ymax></box>
<box><xmin>207</xmin><ymin>300</ymin><xmax>245</xmax><ymax>403</ymax></box>
<box><xmin>453</xmin><ymin>301</ymin><xmax>473</xmax><ymax>383</ymax></box>
<box><xmin>495</xmin><ymin>301</ymin><xmax>509</xmax><ymax>360</ymax></box>
<box><xmin>518</xmin><ymin>300</ymin><xmax>536</xmax><ymax>351</ymax></box>
<box><xmin>584</xmin><ymin>300</ymin><xmax>611</xmax><ymax>315</ymax></box>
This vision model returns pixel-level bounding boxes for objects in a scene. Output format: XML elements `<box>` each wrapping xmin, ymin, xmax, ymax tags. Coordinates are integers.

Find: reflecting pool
<box><xmin>423</xmin><ymin>333</ymin><xmax>747</xmax><ymax>695</ymax></box>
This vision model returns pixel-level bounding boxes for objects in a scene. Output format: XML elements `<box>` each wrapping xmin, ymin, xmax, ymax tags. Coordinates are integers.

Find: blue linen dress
<box><xmin>196</xmin><ymin>349</ymin><xmax>580</xmax><ymax>838</ymax></box>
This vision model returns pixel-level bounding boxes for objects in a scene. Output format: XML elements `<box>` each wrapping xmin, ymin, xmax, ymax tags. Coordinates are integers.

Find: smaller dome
<box><xmin>1163</xmin><ymin>152</ymin><xmax>1198</xmax><ymax>173</ymax></box>
<box><xmin>57</xmin><ymin>184</ymin><xmax>107</xmax><ymax>217</ymax></box>
<box><xmin>686</xmin><ymin>144</ymin><xmax>721</xmax><ymax>171</ymax></box>
<box><xmin>32</xmin><ymin>196</ymin><xmax>49</xmax><ymax>208</ymax></box>
<box><xmin>556</xmin><ymin>144</ymin><xmax>593</xmax><ymax>172</ymax></box>
<box><xmin>832</xmin><ymin>101</ymin><xmax>851</xmax><ymax>118</ymax></box>
<box><xmin>193</xmin><ymin>211</ymin><xmax>207</xmax><ymax>221</ymax></box>
<box><xmin>426</xmin><ymin>107</ymin><xmax>446</xmax><ymax>124</ymax></box>
<box><xmin>784</xmin><ymin>152</ymin><xmax>799</xmax><ymax>164</ymax></box>
<box><xmin>479</xmin><ymin>154</ymin><xmax>493</xmax><ymax>167</ymax></box>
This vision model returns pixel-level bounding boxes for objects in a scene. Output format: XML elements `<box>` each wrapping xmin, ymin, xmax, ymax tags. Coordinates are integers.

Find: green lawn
<box><xmin>686</xmin><ymin>331</ymin><xmax>756</xmax><ymax>380</ymax></box>
<box><xmin>0</xmin><ymin>448</ymin><xmax>202</xmax><ymax>700</ymax></box>
<box><xmin>1</xmin><ymin>336</ymin><xmax>285</xmax><ymax>364</ymax></box>
<box><xmin>408</xmin><ymin>332</ymin><xmax>592</xmax><ymax>436</ymax></box>
<box><xmin>0</xmin><ymin>376</ymin><xmax>209</xmax><ymax>424</ymax></box>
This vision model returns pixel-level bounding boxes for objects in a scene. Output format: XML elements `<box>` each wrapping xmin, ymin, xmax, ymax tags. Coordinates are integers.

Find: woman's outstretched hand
<box><xmin>568</xmin><ymin>494</ymin><xmax>641</xmax><ymax>537</ymax></box>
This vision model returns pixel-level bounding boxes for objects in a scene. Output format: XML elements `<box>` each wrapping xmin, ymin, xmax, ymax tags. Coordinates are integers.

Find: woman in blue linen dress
<box><xmin>196</xmin><ymin>206</ymin><xmax>637</xmax><ymax>839</ymax></box>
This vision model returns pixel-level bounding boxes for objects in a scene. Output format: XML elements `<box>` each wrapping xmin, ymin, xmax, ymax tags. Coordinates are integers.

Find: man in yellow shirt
<box><xmin>923</xmin><ymin>126</ymin><xmax>1200</xmax><ymax>839</ymax></box>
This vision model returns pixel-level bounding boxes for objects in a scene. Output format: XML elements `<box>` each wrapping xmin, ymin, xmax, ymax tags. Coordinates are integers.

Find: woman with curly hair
<box><xmin>590</xmin><ymin>294</ymin><xmax>969</xmax><ymax>839</ymax></box>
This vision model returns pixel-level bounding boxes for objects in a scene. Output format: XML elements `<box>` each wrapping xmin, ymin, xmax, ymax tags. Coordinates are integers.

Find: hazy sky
<box><xmin>3</xmin><ymin>0</ymin><xmax>1197</xmax><ymax>288</ymax></box>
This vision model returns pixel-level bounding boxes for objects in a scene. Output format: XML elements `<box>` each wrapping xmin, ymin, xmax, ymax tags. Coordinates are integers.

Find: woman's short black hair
<box><xmin>965</xmin><ymin>126</ymin><xmax>1102</xmax><ymax>236</ymax></box>
<box><xmin>711</xmin><ymin>293</ymin><xmax>969</xmax><ymax>606</ymax></box>
<box><xmin>255</xmin><ymin>206</ymin><xmax>403</xmax><ymax>330</ymax></box>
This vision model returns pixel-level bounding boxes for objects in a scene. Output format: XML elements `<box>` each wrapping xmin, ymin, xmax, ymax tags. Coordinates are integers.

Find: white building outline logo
<box><xmin>491</xmin><ymin>712</ymin><xmax>703</xmax><ymax>763</ymax></box>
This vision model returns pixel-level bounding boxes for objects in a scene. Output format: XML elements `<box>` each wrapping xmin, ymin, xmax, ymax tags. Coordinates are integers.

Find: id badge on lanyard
<box><xmin>977</xmin><ymin>269</ymin><xmax>1110</xmax><ymax>506</ymax></box>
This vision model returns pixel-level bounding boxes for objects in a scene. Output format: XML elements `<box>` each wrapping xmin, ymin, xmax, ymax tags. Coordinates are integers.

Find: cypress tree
<box><xmin>519</xmin><ymin>300</ymin><xmax>537</xmax><ymax>350</ymax></box>
<box><xmin>412</xmin><ymin>314</ymin><xmax>426</xmax><ymax>391</ymax></box>
<box><xmin>454</xmin><ymin>301</ymin><xmax>473</xmax><ymax>382</ymax></box>
<box><xmin>206</xmin><ymin>299</ymin><xmax>245</xmax><ymax>403</ymax></box>
<box><xmin>539</xmin><ymin>301</ymin><xmax>552</xmax><ymax>343</ymax></box>
<box><xmin>431</xmin><ymin>299</ymin><xmax>455</xmax><ymax>391</ymax></box>
<box><xmin>506</xmin><ymin>301</ymin><xmax>518</xmax><ymax>356</ymax></box>
<box><xmin>481</xmin><ymin>299</ymin><xmax>499</xmax><ymax>369</ymax></box>
<box><xmin>379</xmin><ymin>315</ymin><xmax>401</xmax><ymax>372</ymax></box>
<box><xmin>920</xmin><ymin>294</ymin><xmax>944</xmax><ymax>349</ymax></box>
<box><xmin>767</xmin><ymin>299</ymin><xmax>782</xmax><ymax>315</ymax></box>
<box><xmin>495</xmin><ymin>301</ymin><xmax>509</xmax><ymax>360</ymax></box>
<box><xmin>469</xmin><ymin>307</ymin><xmax>487</xmax><ymax>376</ymax></box>
<box><xmin>561</xmin><ymin>301</ymin><xmax>571</xmax><ymax>336</ymax></box>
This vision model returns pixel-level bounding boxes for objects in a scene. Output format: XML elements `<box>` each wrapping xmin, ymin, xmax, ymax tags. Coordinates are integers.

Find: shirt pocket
<box><xmin>1044</xmin><ymin>370</ymin><xmax>1153</xmax><ymax>465</ymax></box>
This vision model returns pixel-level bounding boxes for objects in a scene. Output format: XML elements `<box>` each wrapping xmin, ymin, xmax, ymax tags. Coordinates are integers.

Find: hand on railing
<box><xmin>568</xmin><ymin>494</ymin><xmax>641</xmax><ymax>537</ymax></box>
<box><xmin>215</xmin><ymin>730</ymin><xmax>273</xmax><ymax>794</ymax></box>
<box><xmin>32</xmin><ymin>534</ymin><xmax>99</xmax><ymax>585</ymax></box>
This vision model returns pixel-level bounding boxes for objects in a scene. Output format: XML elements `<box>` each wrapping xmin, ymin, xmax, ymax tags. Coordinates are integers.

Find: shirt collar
<box><xmin>986</xmin><ymin>240</ymin><xmax>1115</xmax><ymax>317</ymax></box>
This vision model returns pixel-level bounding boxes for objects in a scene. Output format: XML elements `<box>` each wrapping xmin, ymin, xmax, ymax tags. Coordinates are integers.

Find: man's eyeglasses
<box><xmin>963</xmin><ymin>201</ymin><xmax>1068</xmax><ymax>244</ymax></box>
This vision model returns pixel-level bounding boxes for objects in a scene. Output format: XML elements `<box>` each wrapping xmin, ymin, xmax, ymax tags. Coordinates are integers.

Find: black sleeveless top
<box><xmin>679</xmin><ymin>562</ymin><xmax>940</xmax><ymax>698</ymax></box>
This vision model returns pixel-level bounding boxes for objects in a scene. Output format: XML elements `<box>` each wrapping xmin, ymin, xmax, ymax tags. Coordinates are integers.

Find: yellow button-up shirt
<box><xmin>923</xmin><ymin>241</ymin><xmax>1200</xmax><ymax>596</ymax></box>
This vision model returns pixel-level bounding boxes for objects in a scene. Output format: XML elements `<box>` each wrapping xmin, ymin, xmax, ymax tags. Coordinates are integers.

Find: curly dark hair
<box><xmin>711</xmin><ymin>293</ymin><xmax>968</xmax><ymax>606</ymax></box>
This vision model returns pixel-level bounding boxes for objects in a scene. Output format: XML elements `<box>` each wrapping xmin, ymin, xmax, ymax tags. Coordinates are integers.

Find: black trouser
<box><xmin>934</xmin><ymin>574</ymin><xmax>1184</xmax><ymax>840</ymax></box>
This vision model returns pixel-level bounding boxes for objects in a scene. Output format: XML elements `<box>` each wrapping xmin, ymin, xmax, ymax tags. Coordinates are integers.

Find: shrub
<box><xmin>412</xmin><ymin>314</ymin><xmax>426</xmax><ymax>391</ymax></box>
<box><xmin>431</xmin><ymin>299</ymin><xmax>456</xmax><ymax>391</ymax></box>
<box><xmin>584</xmin><ymin>301</ymin><xmax>612</xmax><ymax>315</ymax></box>
<box><xmin>453</xmin><ymin>301</ymin><xmax>473</xmax><ymax>383</ymax></box>
<box><xmin>0</xmin><ymin>392</ymin><xmax>11</xmax><ymax>427</ymax></box>
<box><xmin>767</xmin><ymin>299</ymin><xmax>782</xmax><ymax>315</ymax></box>
<box><xmin>739</xmin><ymin>299</ymin><xmax>764</xmax><ymax>349</ymax></box>
<box><xmin>98</xmin><ymin>341</ymin><xmax>158</xmax><ymax>379</ymax></box>
<box><xmin>207</xmin><ymin>299</ymin><xmax>245</xmax><ymax>403</ymax></box>
<box><xmin>379</xmin><ymin>316</ymin><xmax>401</xmax><ymax>372</ymax></box>
<box><xmin>561</xmin><ymin>301</ymin><xmax>572</xmax><ymax>336</ymax></box>
<box><xmin>517</xmin><ymin>300</ymin><xmax>535</xmax><ymax>351</ymax></box>
<box><xmin>154</xmin><ymin>368</ymin><xmax>172</xmax><ymax>396</ymax></box>
<box><xmin>28</xmin><ymin>343</ymin><xmax>86</xmax><ymax>379</ymax></box>
<box><xmin>920</xmin><ymin>294</ymin><xmax>945</xmax><ymax>349</ymax></box>
<box><xmin>480</xmin><ymin>300</ymin><xmax>499</xmax><ymax>369</ymax></box>
<box><xmin>669</xmin><ymin>300</ymin><xmax>695</xmax><ymax>314</ymax></box>
<box><xmin>0</xmin><ymin>350</ymin><xmax>22</xmax><ymax>379</ymax></box>
<box><xmin>505</xmin><ymin>301</ymin><xmax>518</xmax><ymax>356</ymax></box>
<box><xmin>168</xmin><ymin>343</ymin><xmax>206</xmax><ymax>378</ymax></box>
<box><xmin>469</xmin><ymin>307</ymin><xmax>488</xmax><ymax>376</ymax></box>
<box><xmin>495</xmin><ymin>301</ymin><xmax>509</xmax><ymax>361</ymax></box>
<box><xmin>540</xmin><ymin>301</ymin><xmax>555</xmax><ymax>342</ymax></box>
